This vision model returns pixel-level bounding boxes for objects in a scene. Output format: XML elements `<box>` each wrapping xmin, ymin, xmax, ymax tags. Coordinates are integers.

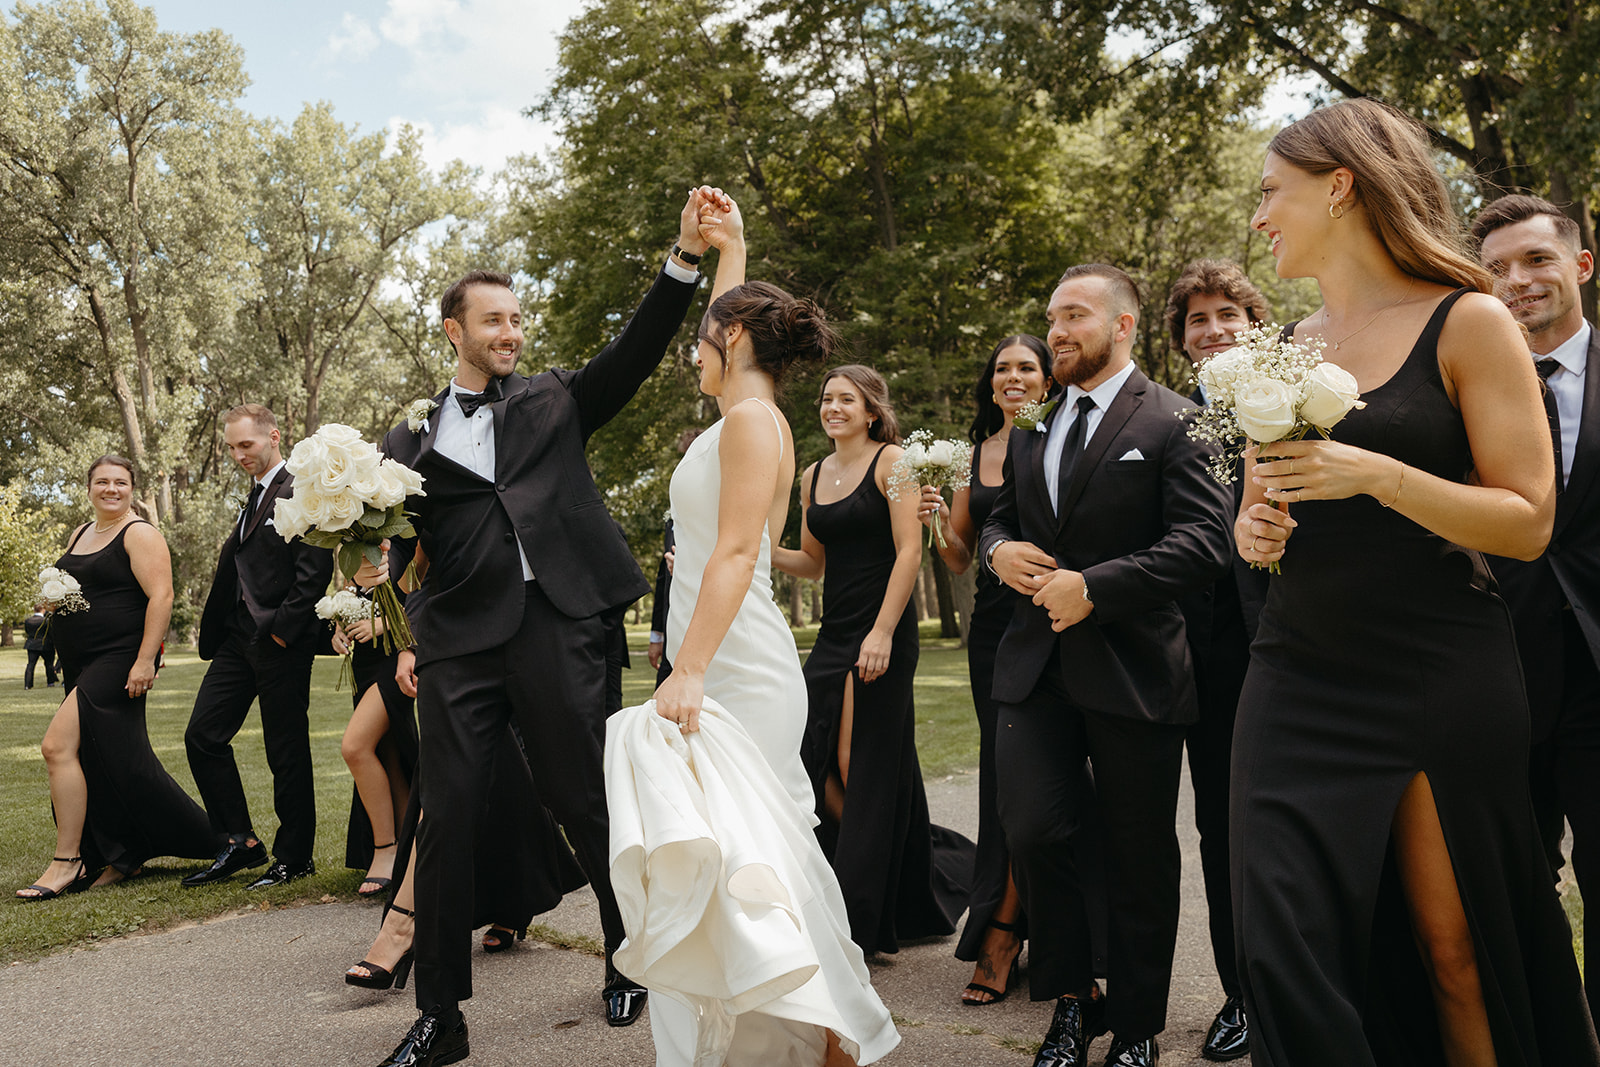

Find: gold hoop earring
<box><xmin>1329</xmin><ymin>199</ymin><xmax>1347</xmax><ymax>220</ymax></box>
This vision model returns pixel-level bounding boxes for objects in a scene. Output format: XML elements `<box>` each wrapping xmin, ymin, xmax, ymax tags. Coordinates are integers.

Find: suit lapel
<box><xmin>414</xmin><ymin>385</ymin><xmax>453</xmax><ymax>468</ymax></box>
<box><xmin>1057</xmin><ymin>370</ymin><xmax>1145</xmax><ymax>526</ymax></box>
<box><xmin>1555</xmin><ymin>328</ymin><xmax>1600</xmax><ymax>537</ymax></box>
<box><xmin>1028</xmin><ymin>403</ymin><xmax>1061</xmax><ymax>520</ymax></box>
<box><xmin>242</xmin><ymin>465</ymin><xmax>291</xmax><ymax>543</ymax></box>
<box><xmin>492</xmin><ymin>374</ymin><xmax>529</xmax><ymax>477</ymax></box>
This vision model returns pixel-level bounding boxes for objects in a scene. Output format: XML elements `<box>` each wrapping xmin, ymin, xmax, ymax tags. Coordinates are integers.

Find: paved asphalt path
<box><xmin>0</xmin><ymin>763</ymin><xmax>1245</xmax><ymax>1067</ymax></box>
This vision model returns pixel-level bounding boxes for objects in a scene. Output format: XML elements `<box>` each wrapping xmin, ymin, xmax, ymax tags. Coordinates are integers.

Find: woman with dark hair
<box><xmin>920</xmin><ymin>336</ymin><xmax>1075</xmax><ymax>1003</ymax></box>
<box><xmin>16</xmin><ymin>456</ymin><xmax>219</xmax><ymax>899</ymax></box>
<box><xmin>774</xmin><ymin>366</ymin><xmax>974</xmax><ymax>956</ymax></box>
<box><xmin>621</xmin><ymin>193</ymin><xmax>898</xmax><ymax>1063</ymax></box>
<box><xmin>1236</xmin><ymin>98</ymin><xmax>1597</xmax><ymax>1063</ymax></box>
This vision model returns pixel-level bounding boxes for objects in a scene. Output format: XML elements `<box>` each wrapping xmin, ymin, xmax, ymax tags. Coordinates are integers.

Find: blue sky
<box><xmin>142</xmin><ymin>0</ymin><xmax>589</xmax><ymax>175</ymax></box>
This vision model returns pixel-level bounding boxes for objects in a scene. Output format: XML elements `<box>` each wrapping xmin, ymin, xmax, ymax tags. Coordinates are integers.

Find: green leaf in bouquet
<box><xmin>363</xmin><ymin>542</ymin><xmax>385</xmax><ymax>567</ymax></box>
<box><xmin>301</xmin><ymin>530</ymin><xmax>348</xmax><ymax>550</ymax></box>
<box><xmin>375</xmin><ymin>516</ymin><xmax>416</xmax><ymax>539</ymax></box>
<box><xmin>359</xmin><ymin>507</ymin><xmax>389</xmax><ymax>528</ymax></box>
<box><xmin>336</xmin><ymin>542</ymin><xmax>367</xmax><ymax>582</ymax></box>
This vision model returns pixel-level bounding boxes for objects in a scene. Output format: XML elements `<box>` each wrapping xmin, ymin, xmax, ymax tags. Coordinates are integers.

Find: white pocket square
<box><xmin>1118</xmin><ymin>448</ymin><xmax>1146</xmax><ymax>461</ymax></box>
<box><xmin>265</xmin><ymin>517</ymin><xmax>276</xmax><ymax>527</ymax></box>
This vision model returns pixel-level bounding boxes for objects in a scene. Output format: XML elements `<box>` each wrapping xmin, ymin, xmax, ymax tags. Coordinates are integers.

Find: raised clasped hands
<box><xmin>678</xmin><ymin>185</ymin><xmax>728</xmax><ymax>258</ymax></box>
<box><xmin>654</xmin><ymin>667</ymin><xmax>705</xmax><ymax>733</ymax></box>
<box><xmin>696</xmin><ymin>188</ymin><xmax>742</xmax><ymax>253</ymax></box>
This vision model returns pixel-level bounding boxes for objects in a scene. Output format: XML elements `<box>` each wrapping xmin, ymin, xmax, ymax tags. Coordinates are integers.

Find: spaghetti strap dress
<box><xmin>50</xmin><ymin>521</ymin><xmax>220</xmax><ymax>874</ymax></box>
<box><xmin>800</xmin><ymin>447</ymin><xmax>974</xmax><ymax>954</ymax></box>
<box><xmin>1230</xmin><ymin>289</ymin><xmax>1600</xmax><ymax>1065</ymax></box>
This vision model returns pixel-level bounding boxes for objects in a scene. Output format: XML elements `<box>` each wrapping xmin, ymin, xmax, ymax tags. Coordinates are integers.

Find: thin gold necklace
<box><xmin>1323</xmin><ymin>276</ymin><xmax>1415</xmax><ymax>352</ymax></box>
<box><xmin>93</xmin><ymin>515</ymin><xmax>127</xmax><ymax>534</ymax></box>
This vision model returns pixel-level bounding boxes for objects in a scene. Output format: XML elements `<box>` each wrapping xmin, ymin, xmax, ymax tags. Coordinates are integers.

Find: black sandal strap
<box><xmin>388</xmin><ymin>904</ymin><xmax>416</xmax><ymax>919</ymax></box>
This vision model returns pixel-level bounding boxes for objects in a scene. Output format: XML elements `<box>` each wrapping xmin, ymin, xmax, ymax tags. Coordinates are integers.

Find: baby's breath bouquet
<box><xmin>1185</xmin><ymin>324</ymin><xmax>1366</xmax><ymax>570</ymax></box>
<box><xmin>273</xmin><ymin>424</ymin><xmax>425</xmax><ymax>653</ymax></box>
<box><xmin>886</xmin><ymin>429</ymin><xmax>974</xmax><ymax>548</ymax></box>
<box><xmin>315</xmin><ymin>588</ymin><xmax>374</xmax><ymax>690</ymax></box>
<box><xmin>36</xmin><ymin>567</ymin><xmax>89</xmax><ymax>615</ymax></box>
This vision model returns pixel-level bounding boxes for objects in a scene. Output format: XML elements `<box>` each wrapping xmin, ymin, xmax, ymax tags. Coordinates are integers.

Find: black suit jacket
<box><xmin>1490</xmin><ymin>325</ymin><xmax>1600</xmax><ymax>741</ymax></box>
<box><xmin>23</xmin><ymin>613</ymin><xmax>47</xmax><ymax>651</ymax></box>
<box><xmin>650</xmin><ymin>518</ymin><xmax>676</xmax><ymax>635</ymax></box>
<box><xmin>198</xmin><ymin>465</ymin><xmax>335</xmax><ymax>658</ymax></box>
<box><xmin>978</xmin><ymin>366</ymin><xmax>1233</xmax><ymax>723</ymax></box>
<box><xmin>383</xmin><ymin>267</ymin><xmax>696</xmax><ymax>667</ymax></box>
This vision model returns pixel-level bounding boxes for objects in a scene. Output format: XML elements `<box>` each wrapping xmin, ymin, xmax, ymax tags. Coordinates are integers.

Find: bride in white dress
<box><xmin>604</xmin><ymin>195</ymin><xmax>899</xmax><ymax>1066</ymax></box>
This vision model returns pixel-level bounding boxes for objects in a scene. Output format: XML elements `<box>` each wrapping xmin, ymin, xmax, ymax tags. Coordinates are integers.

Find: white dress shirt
<box><xmin>435</xmin><ymin>379</ymin><xmax>536</xmax><ymax>581</ymax></box>
<box><xmin>1043</xmin><ymin>361</ymin><xmax>1136</xmax><ymax>512</ymax></box>
<box><xmin>241</xmin><ymin>459</ymin><xmax>287</xmax><ymax>537</ymax></box>
<box><xmin>1540</xmin><ymin>321</ymin><xmax>1590</xmax><ymax>488</ymax></box>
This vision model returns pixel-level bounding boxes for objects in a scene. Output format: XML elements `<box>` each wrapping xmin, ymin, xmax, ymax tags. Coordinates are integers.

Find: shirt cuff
<box><xmin>663</xmin><ymin>257</ymin><xmax>701</xmax><ymax>284</ymax></box>
<box><xmin>649</xmin><ymin>631</ymin><xmax>665</xmax><ymax>644</ymax></box>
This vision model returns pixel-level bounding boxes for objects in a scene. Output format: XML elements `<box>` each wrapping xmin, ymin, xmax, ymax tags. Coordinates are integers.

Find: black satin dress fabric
<box><xmin>1232</xmin><ymin>291</ymin><xmax>1599</xmax><ymax>1065</ymax></box>
<box><xmin>51</xmin><ymin>522</ymin><xmax>219</xmax><ymax>873</ymax></box>
<box><xmin>800</xmin><ymin>447</ymin><xmax>975</xmax><ymax>954</ymax></box>
<box><xmin>342</xmin><ymin>590</ymin><xmax>420</xmax><ymax>870</ymax></box>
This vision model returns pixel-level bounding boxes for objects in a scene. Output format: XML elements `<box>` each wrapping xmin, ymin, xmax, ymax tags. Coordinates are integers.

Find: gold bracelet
<box><xmin>1381</xmin><ymin>462</ymin><xmax>1405</xmax><ymax>508</ymax></box>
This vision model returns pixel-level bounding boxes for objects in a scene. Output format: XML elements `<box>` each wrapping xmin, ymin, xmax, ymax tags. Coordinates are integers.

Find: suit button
<box><xmin>504</xmin><ymin>532</ymin><xmax>515</xmax><ymax>543</ymax></box>
<box><xmin>496</xmin><ymin>483</ymin><xmax>507</xmax><ymax>492</ymax></box>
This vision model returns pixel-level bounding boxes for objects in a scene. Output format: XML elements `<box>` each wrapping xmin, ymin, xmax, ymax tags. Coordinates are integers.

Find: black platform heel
<box><xmin>962</xmin><ymin>918</ymin><xmax>1023</xmax><ymax>1006</ymax></box>
<box><xmin>357</xmin><ymin>842</ymin><xmax>397</xmax><ymax>898</ymax></box>
<box><xmin>345</xmin><ymin>904</ymin><xmax>415</xmax><ymax>989</ymax></box>
<box><xmin>481</xmin><ymin>924</ymin><xmax>527</xmax><ymax>954</ymax></box>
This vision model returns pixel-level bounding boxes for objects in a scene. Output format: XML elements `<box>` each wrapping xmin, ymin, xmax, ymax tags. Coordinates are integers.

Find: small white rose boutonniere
<box><xmin>407</xmin><ymin>398</ymin><xmax>439</xmax><ymax>434</ymax></box>
<box><xmin>1013</xmin><ymin>397</ymin><xmax>1058</xmax><ymax>432</ymax></box>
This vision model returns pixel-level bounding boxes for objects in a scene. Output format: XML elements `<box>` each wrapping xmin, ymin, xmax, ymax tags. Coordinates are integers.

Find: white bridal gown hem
<box><xmin>606</xmin><ymin>698</ymin><xmax>900</xmax><ymax>1066</ymax></box>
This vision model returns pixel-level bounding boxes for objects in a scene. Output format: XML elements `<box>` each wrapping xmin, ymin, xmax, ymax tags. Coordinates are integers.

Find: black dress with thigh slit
<box><xmin>344</xmin><ymin>589</ymin><xmax>420</xmax><ymax>870</ymax></box>
<box><xmin>799</xmin><ymin>446</ymin><xmax>974</xmax><ymax>954</ymax></box>
<box><xmin>51</xmin><ymin>522</ymin><xmax>219</xmax><ymax>874</ymax></box>
<box><xmin>1230</xmin><ymin>290</ymin><xmax>1599</xmax><ymax>1065</ymax></box>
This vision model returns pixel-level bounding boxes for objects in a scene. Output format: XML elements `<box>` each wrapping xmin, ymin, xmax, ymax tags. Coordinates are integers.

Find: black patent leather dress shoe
<box><xmin>246</xmin><ymin>859</ymin><xmax>315</xmax><ymax>890</ymax></box>
<box><xmin>180</xmin><ymin>840</ymin><xmax>267</xmax><ymax>886</ymax></box>
<box><xmin>1200</xmin><ymin>995</ymin><xmax>1249</xmax><ymax>1061</ymax></box>
<box><xmin>376</xmin><ymin>1011</ymin><xmax>468</xmax><ymax>1067</ymax></box>
<box><xmin>1033</xmin><ymin>996</ymin><xmax>1089</xmax><ymax>1067</ymax></box>
<box><xmin>1103</xmin><ymin>1035</ymin><xmax>1158</xmax><ymax>1067</ymax></box>
<box><xmin>603</xmin><ymin>963</ymin><xmax>647</xmax><ymax>1027</ymax></box>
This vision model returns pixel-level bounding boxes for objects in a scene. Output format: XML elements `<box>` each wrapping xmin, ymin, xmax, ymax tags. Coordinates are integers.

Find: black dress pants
<box><xmin>1529</xmin><ymin>607</ymin><xmax>1600</xmax><ymax>1022</ymax></box>
<box><xmin>996</xmin><ymin>655</ymin><xmax>1186</xmax><ymax>1042</ymax></box>
<box><xmin>411</xmin><ymin>580</ymin><xmax>625</xmax><ymax>1012</ymax></box>
<box><xmin>25</xmin><ymin>648</ymin><xmax>58</xmax><ymax>688</ymax></box>
<box><xmin>184</xmin><ymin>621</ymin><xmax>317</xmax><ymax>865</ymax></box>
<box><xmin>1186</xmin><ymin>639</ymin><xmax>1248</xmax><ymax>999</ymax></box>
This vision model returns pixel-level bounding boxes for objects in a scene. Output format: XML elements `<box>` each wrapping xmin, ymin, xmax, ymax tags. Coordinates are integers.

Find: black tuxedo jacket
<box><xmin>978</xmin><ymin>366</ymin><xmax>1233</xmax><ymax>723</ymax></box>
<box><xmin>383</xmin><ymin>267</ymin><xmax>696</xmax><ymax>667</ymax></box>
<box><xmin>198</xmin><ymin>465</ymin><xmax>334</xmax><ymax>658</ymax></box>
<box><xmin>1490</xmin><ymin>325</ymin><xmax>1600</xmax><ymax>740</ymax></box>
<box><xmin>650</xmin><ymin>518</ymin><xmax>676</xmax><ymax>635</ymax></box>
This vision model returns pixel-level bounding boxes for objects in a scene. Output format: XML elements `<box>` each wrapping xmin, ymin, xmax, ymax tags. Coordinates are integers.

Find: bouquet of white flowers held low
<box><xmin>1184</xmin><ymin>323</ymin><xmax>1366</xmax><ymax>571</ymax></box>
<box><xmin>315</xmin><ymin>587</ymin><xmax>374</xmax><ymax>689</ymax></box>
<box><xmin>273</xmin><ymin>424</ymin><xmax>426</xmax><ymax>653</ymax></box>
<box><xmin>36</xmin><ymin>566</ymin><xmax>89</xmax><ymax>615</ymax></box>
<box><xmin>886</xmin><ymin>429</ymin><xmax>974</xmax><ymax>548</ymax></box>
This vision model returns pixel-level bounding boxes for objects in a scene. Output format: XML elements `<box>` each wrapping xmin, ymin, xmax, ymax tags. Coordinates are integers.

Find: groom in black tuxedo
<box><xmin>980</xmin><ymin>264</ymin><xmax>1232</xmax><ymax>1067</ymax></box>
<box><xmin>1476</xmin><ymin>194</ymin><xmax>1600</xmax><ymax>1020</ymax></box>
<box><xmin>184</xmin><ymin>404</ymin><xmax>333</xmax><ymax>889</ymax></box>
<box><xmin>369</xmin><ymin>192</ymin><xmax>711</xmax><ymax>1067</ymax></box>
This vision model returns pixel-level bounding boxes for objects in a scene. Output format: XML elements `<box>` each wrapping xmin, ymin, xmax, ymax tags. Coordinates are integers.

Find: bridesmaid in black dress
<box><xmin>331</xmin><ymin>584</ymin><xmax>417</xmax><ymax>898</ymax></box>
<box><xmin>774</xmin><ymin>364</ymin><xmax>974</xmax><ymax>955</ymax></box>
<box><xmin>1235</xmin><ymin>99</ymin><xmax>1598</xmax><ymax>1064</ymax></box>
<box><xmin>16</xmin><ymin>455</ymin><xmax>218</xmax><ymax>900</ymax></box>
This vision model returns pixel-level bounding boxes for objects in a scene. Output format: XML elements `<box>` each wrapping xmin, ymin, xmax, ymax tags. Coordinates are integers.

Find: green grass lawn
<box><xmin>0</xmin><ymin>632</ymin><xmax>980</xmax><ymax>962</ymax></box>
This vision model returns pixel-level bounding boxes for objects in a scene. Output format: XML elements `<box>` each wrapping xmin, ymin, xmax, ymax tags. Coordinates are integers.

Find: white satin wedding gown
<box><xmin>605</xmin><ymin>400</ymin><xmax>899</xmax><ymax>1066</ymax></box>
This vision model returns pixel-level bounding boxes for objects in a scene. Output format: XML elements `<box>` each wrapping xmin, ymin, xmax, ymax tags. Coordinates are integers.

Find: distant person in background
<box><xmin>24</xmin><ymin>606</ymin><xmax>59</xmax><ymax>689</ymax></box>
<box><xmin>16</xmin><ymin>456</ymin><xmax>218</xmax><ymax>900</ymax></box>
<box><xmin>1163</xmin><ymin>259</ymin><xmax>1271</xmax><ymax>1062</ymax></box>
<box><xmin>648</xmin><ymin>516</ymin><xmax>676</xmax><ymax>685</ymax></box>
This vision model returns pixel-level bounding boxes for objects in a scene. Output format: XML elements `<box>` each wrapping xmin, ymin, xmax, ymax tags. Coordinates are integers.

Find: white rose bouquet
<box><xmin>886</xmin><ymin>429</ymin><xmax>974</xmax><ymax>548</ymax></box>
<box><xmin>1185</xmin><ymin>323</ymin><xmax>1366</xmax><ymax>571</ymax></box>
<box><xmin>273</xmin><ymin>423</ymin><xmax>426</xmax><ymax>653</ymax></box>
<box><xmin>315</xmin><ymin>587</ymin><xmax>374</xmax><ymax>689</ymax></box>
<box><xmin>36</xmin><ymin>566</ymin><xmax>89</xmax><ymax>616</ymax></box>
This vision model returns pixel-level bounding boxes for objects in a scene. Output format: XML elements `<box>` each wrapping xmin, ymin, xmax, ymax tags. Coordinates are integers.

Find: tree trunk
<box><xmin>789</xmin><ymin>577</ymin><xmax>804</xmax><ymax>628</ymax></box>
<box><xmin>1549</xmin><ymin>171</ymin><xmax>1599</xmax><ymax>322</ymax></box>
<box><xmin>810</xmin><ymin>585</ymin><xmax>822</xmax><ymax>625</ymax></box>
<box><xmin>0</xmin><ymin>622</ymin><xmax>12</xmax><ymax>647</ymax></box>
<box><xmin>930</xmin><ymin>550</ymin><xmax>959</xmax><ymax>638</ymax></box>
<box><xmin>950</xmin><ymin>563</ymin><xmax>975</xmax><ymax>649</ymax></box>
<box><xmin>913</xmin><ymin>558</ymin><xmax>931</xmax><ymax>621</ymax></box>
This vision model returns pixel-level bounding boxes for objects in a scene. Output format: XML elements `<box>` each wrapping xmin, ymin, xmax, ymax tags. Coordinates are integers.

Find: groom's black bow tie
<box><xmin>455</xmin><ymin>377</ymin><xmax>503</xmax><ymax>418</ymax></box>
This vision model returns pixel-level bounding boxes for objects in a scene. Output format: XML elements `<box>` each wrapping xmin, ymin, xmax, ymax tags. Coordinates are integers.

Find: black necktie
<box><xmin>1055</xmin><ymin>395</ymin><xmax>1098</xmax><ymax>512</ymax></box>
<box><xmin>1537</xmin><ymin>358</ymin><xmax>1564</xmax><ymax>491</ymax></box>
<box><xmin>456</xmin><ymin>377</ymin><xmax>503</xmax><ymax>418</ymax></box>
<box><xmin>239</xmin><ymin>481</ymin><xmax>263</xmax><ymax>538</ymax></box>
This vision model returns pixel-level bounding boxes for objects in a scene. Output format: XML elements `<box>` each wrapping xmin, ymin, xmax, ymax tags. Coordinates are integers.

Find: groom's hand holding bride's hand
<box><xmin>655</xmin><ymin>668</ymin><xmax>705</xmax><ymax>733</ymax></box>
<box><xmin>675</xmin><ymin>186</ymin><xmax>722</xmax><ymax>263</ymax></box>
<box><xmin>697</xmin><ymin>188</ymin><xmax>742</xmax><ymax>250</ymax></box>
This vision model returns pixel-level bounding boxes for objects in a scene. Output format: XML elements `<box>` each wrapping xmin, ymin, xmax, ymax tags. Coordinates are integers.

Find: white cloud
<box><xmin>328</xmin><ymin>13</ymin><xmax>380</xmax><ymax>58</ymax></box>
<box><xmin>379</xmin><ymin>0</ymin><xmax>460</xmax><ymax>49</ymax></box>
<box><xmin>391</xmin><ymin>103</ymin><xmax>556</xmax><ymax>177</ymax></box>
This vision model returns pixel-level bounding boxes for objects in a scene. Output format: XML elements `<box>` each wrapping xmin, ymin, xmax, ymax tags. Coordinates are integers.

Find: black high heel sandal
<box><xmin>481</xmin><ymin>924</ymin><xmax>527</xmax><ymax>954</ymax></box>
<box><xmin>962</xmin><ymin>918</ymin><xmax>1023</xmax><ymax>1006</ymax></box>
<box><xmin>357</xmin><ymin>842</ymin><xmax>397</xmax><ymax>898</ymax></box>
<box><xmin>15</xmin><ymin>857</ymin><xmax>94</xmax><ymax>902</ymax></box>
<box><xmin>345</xmin><ymin>904</ymin><xmax>415</xmax><ymax>989</ymax></box>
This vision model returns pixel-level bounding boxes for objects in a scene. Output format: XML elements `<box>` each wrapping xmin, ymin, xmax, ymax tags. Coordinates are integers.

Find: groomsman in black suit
<box><xmin>1163</xmin><ymin>260</ymin><xmax>1271</xmax><ymax>1062</ymax></box>
<box><xmin>183</xmin><ymin>404</ymin><xmax>333</xmax><ymax>888</ymax></box>
<box><xmin>23</xmin><ymin>607</ymin><xmax>58</xmax><ymax>689</ymax></box>
<box><xmin>1475</xmin><ymin>194</ymin><xmax>1600</xmax><ymax>1017</ymax></box>
<box><xmin>980</xmin><ymin>264</ymin><xmax>1233</xmax><ymax>1067</ymax></box>
<box><xmin>648</xmin><ymin>516</ymin><xmax>676</xmax><ymax>686</ymax></box>
<box><xmin>369</xmin><ymin>190</ymin><xmax>712</xmax><ymax>1067</ymax></box>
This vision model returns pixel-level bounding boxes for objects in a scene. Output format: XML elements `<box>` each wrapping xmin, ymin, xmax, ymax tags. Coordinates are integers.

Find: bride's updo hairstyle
<box><xmin>1269</xmin><ymin>98</ymin><xmax>1492</xmax><ymax>293</ymax></box>
<box><xmin>706</xmin><ymin>281</ymin><xmax>840</xmax><ymax>392</ymax></box>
